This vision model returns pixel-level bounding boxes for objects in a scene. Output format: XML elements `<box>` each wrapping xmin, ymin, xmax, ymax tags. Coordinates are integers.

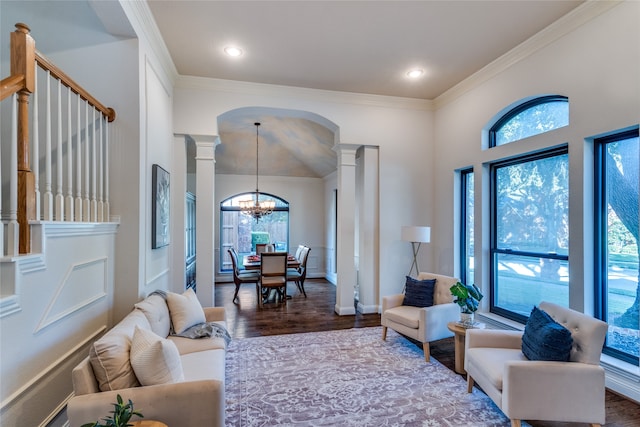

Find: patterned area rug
<box><xmin>225</xmin><ymin>326</ymin><xmax>525</xmax><ymax>426</ymax></box>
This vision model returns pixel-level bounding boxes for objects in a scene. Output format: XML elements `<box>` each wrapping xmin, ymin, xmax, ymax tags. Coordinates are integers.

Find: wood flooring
<box><xmin>215</xmin><ymin>278</ymin><xmax>640</xmax><ymax>427</ymax></box>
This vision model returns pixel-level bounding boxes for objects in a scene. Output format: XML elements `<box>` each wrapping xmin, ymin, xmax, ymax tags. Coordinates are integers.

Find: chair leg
<box><xmin>382</xmin><ymin>326</ymin><xmax>387</xmax><ymax>341</ymax></box>
<box><xmin>423</xmin><ymin>342</ymin><xmax>430</xmax><ymax>362</ymax></box>
<box><xmin>510</xmin><ymin>420</ymin><xmax>521</xmax><ymax>427</ymax></box>
<box><xmin>256</xmin><ymin>283</ymin><xmax>262</xmax><ymax>308</ymax></box>
<box><xmin>292</xmin><ymin>279</ymin><xmax>306</xmax><ymax>297</ymax></box>
<box><xmin>467</xmin><ymin>375</ymin><xmax>474</xmax><ymax>393</ymax></box>
<box><xmin>233</xmin><ymin>284</ymin><xmax>241</xmax><ymax>302</ymax></box>
<box><xmin>299</xmin><ymin>279</ymin><xmax>307</xmax><ymax>297</ymax></box>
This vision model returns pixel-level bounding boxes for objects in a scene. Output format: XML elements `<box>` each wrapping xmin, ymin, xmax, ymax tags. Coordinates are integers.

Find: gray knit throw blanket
<box><xmin>149</xmin><ymin>290</ymin><xmax>232</xmax><ymax>346</ymax></box>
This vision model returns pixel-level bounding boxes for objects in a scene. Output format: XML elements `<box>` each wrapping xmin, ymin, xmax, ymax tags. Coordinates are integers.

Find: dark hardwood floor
<box><xmin>215</xmin><ymin>278</ymin><xmax>640</xmax><ymax>427</ymax></box>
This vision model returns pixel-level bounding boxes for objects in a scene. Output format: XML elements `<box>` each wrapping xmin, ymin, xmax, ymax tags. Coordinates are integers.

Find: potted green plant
<box><xmin>81</xmin><ymin>394</ymin><xmax>143</xmax><ymax>427</ymax></box>
<box><xmin>450</xmin><ymin>282</ymin><xmax>483</xmax><ymax>326</ymax></box>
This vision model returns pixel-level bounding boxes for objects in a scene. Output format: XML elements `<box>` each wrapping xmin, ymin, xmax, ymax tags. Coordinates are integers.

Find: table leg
<box><xmin>453</xmin><ymin>332</ymin><xmax>466</xmax><ymax>374</ymax></box>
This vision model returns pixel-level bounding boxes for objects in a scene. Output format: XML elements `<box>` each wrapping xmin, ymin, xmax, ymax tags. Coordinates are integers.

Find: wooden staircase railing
<box><xmin>0</xmin><ymin>23</ymin><xmax>116</xmax><ymax>255</ymax></box>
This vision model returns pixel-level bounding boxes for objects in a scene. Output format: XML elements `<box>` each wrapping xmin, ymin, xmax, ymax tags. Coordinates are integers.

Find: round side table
<box><xmin>130</xmin><ymin>421</ymin><xmax>168</xmax><ymax>427</ymax></box>
<box><xmin>447</xmin><ymin>321</ymin><xmax>485</xmax><ymax>375</ymax></box>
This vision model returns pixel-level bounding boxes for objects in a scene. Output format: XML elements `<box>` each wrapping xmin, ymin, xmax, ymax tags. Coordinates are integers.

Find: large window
<box><xmin>220</xmin><ymin>192</ymin><xmax>289</xmax><ymax>272</ymax></box>
<box><xmin>595</xmin><ymin>128</ymin><xmax>639</xmax><ymax>365</ymax></box>
<box><xmin>489</xmin><ymin>96</ymin><xmax>568</xmax><ymax>147</ymax></box>
<box><xmin>460</xmin><ymin>169</ymin><xmax>474</xmax><ymax>285</ymax></box>
<box><xmin>491</xmin><ymin>148</ymin><xmax>569</xmax><ymax>322</ymax></box>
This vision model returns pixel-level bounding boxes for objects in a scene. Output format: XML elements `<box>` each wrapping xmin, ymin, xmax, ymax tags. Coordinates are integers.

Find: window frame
<box><xmin>594</xmin><ymin>127</ymin><xmax>639</xmax><ymax>365</ymax></box>
<box><xmin>459</xmin><ymin>168</ymin><xmax>474</xmax><ymax>286</ymax></box>
<box><xmin>489</xmin><ymin>95</ymin><xmax>568</xmax><ymax>148</ymax></box>
<box><xmin>489</xmin><ymin>146</ymin><xmax>570</xmax><ymax>323</ymax></box>
<box><xmin>219</xmin><ymin>191</ymin><xmax>290</xmax><ymax>273</ymax></box>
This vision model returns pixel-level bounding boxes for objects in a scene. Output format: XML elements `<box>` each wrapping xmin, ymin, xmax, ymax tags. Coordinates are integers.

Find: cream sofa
<box><xmin>67</xmin><ymin>290</ymin><xmax>228</xmax><ymax>427</ymax></box>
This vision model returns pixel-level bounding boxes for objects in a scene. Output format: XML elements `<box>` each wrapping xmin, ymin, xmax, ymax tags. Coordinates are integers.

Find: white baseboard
<box><xmin>357</xmin><ymin>302</ymin><xmax>379</xmax><ymax>314</ymax></box>
<box><xmin>335</xmin><ymin>303</ymin><xmax>356</xmax><ymax>315</ymax></box>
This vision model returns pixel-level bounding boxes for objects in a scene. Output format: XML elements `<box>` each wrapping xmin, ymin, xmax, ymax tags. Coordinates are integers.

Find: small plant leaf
<box><xmin>466</xmin><ymin>283</ymin><xmax>482</xmax><ymax>301</ymax></box>
<box><xmin>82</xmin><ymin>394</ymin><xmax>143</xmax><ymax>427</ymax></box>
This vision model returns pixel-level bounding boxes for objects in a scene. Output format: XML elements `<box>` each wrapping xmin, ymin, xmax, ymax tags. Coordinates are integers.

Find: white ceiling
<box><xmin>146</xmin><ymin>0</ymin><xmax>584</xmax><ymax>177</ymax></box>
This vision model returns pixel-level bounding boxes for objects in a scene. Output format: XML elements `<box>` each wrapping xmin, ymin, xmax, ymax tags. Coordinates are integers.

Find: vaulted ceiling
<box><xmin>148</xmin><ymin>0</ymin><xmax>584</xmax><ymax>177</ymax></box>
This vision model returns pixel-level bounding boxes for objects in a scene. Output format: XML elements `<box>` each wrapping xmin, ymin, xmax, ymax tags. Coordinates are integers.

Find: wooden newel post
<box><xmin>12</xmin><ymin>23</ymin><xmax>36</xmax><ymax>254</ymax></box>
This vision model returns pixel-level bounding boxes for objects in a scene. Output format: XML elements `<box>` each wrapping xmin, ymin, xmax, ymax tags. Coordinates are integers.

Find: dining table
<box><xmin>242</xmin><ymin>253</ymin><xmax>300</xmax><ymax>271</ymax></box>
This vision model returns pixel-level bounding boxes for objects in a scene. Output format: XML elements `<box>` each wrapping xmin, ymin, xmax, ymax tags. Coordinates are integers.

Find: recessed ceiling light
<box><xmin>224</xmin><ymin>46</ymin><xmax>243</xmax><ymax>57</ymax></box>
<box><xmin>406</xmin><ymin>69</ymin><xmax>424</xmax><ymax>78</ymax></box>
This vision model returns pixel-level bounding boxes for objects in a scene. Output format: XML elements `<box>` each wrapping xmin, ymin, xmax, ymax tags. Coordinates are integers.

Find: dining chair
<box><xmin>228</xmin><ymin>248</ymin><xmax>260</xmax><ymax>303</ymax></box>
<box><xmin>255</xmin><ymin>243</ymin><xmax>268</xmax><ymax>254</ymax></box>
<box><xmin>287</xmin><ymin>246</ymin><xmax>310</xmax><ymax>297</ymax></box>
<box><xmin>258</xmin><ymin>252</ymin><xmax>288</xmax><ymax>308</ymax></box>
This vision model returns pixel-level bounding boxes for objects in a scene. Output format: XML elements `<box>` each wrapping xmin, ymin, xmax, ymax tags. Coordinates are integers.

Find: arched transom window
<box><xmin>489</xmin><ymin>95</ymin><xmax>569</xmax><ymax>147</ymax></box>
<box><xmin>219</xmin><ymin>192</ymin><xmax>289</xmax><ymax>272</ymax></box>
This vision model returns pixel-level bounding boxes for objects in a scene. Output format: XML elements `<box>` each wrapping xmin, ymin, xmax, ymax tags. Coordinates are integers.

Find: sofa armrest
<box><xmin>502</xmin><ymin>361</ymin><xmax>605</xmax><ymax>423</ymax></box>
<box><xmin>382</xmin><ymin>294</ymin><xmax>405</xmax><ymax>312</ymax></box>
<box><xmin>204</xmin><ymin>307</ymin><xmax>226</xmax><ymax>323</ymax></box>
<box><xmin>67</xmin><ymin>380</ymin><xmax>224</xmax><ymax>427</ymax></box>
<box><xmin>422</xmin><ymin>302</ymin><xmax>460</xmax><ymax>340</ymax></box>
<box><xmin>466</xmin><ymin>329</ymin><xmax>522</xmax><ymax>350</ymax></box>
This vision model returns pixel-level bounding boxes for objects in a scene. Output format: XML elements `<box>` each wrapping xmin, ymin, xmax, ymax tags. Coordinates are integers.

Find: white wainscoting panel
<box><xmin>35</xmin><ymin>257</ymin><xmax>107</xmax><ymax>333</ymax></box>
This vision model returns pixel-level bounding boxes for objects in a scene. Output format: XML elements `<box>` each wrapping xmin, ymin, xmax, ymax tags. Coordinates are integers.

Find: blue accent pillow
<box><xmin>522</xmin><ymin>306</ymin><xmax>573</xmax><ymax>361</ymax></box>
<box><xmin>402</xmin><ymin>276</ymin><xmax>436</xmax><ymax>307</ymax></box>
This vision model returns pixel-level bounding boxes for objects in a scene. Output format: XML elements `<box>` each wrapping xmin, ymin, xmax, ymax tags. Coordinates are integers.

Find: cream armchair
<box><xmin>465</xmin><ymin>301</ymin><xmax>608</xmax><ymax>427</ymax></box>
<box><xmin>381</xmin><ymin>272</ymin><xmax>460</xmax><ymax>362</ymax></box>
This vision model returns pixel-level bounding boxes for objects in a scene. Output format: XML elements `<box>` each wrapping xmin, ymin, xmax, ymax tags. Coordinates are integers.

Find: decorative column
<box><xmin>171</xmin><ymin>134</ymin><xmax>188</xmax><ymax>294</ymax></box>
<box><xmin>356</xmin><ymin>146</ymin><xmax>379</xmax><ymax>314</ymax></box>
<box><xmin>333</xmin><ymin>143</ymin><xmax>359</xmax><ymax>315</ymax></box>
<box><xmin>192</xmin><ymin>135</ymin><xmax>220</xmax><ymax>308</ymax></box>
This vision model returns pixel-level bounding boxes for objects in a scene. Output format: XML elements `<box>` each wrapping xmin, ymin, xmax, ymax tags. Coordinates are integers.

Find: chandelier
<box><xmin>239</xmin><ymin>122</ymin><xmax>276</xmax><ymax>221</ymax></box>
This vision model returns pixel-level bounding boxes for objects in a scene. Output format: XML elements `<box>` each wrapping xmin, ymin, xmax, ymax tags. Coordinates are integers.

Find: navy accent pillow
<box><xmin>522</xmin><ymin>306</ymin><xmax>573</xmax><ymax>361</ymax></box>
<box><xmin>402</xmin><ymin>276</ymin><xmax>436</xmax><ymax>307</ymax></box>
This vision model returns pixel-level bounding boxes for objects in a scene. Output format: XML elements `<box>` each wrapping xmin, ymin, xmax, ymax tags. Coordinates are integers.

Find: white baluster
<box><xmin>97</xmin><ymin>112</ymin><xmax>104</xmax><ymax>222</ymax></box>
<box><xmin>55</xmin><ymin>79</ymin><xmax>64</xmax><ymax>221</ymax></box>
<box><xmin>43</xmin><ymin>71</ymin><xmax>53</xmax><ymax>221</ymax></box>
<box><xmin>104</xmin><ymin>116</ymin><xmax>110</xmax><ymax>222</ymax></box>
<box><xmin>32</xmin><ymin>63</ymin><xmax>40</xmax><ymax>221</ymax></box>
<box><xmin>65</xmin><ymin>86</ymin><xmax>74</xmax><ymax>221</ymax></box>
<box><xmin>6</xmin><ymin>94</ymin><xmax>19</xmax><ymax>256</ymax></box>
<box><xmin>75</xmin><ymin>92</ymin><xmax>83</xmax><ymax>222</ymax></box>
<box><xmin>83</xmin><ymin>102</ymin><xmax>90</xmax><ymax>221</ymax></box>
<box><xmin>90</xmin><ymin>107</ymin><xmax>97</xmax><ymax>222</ymax></box>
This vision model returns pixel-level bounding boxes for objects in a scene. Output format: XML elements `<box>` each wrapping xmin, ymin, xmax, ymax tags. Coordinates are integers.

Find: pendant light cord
<box><xmin>255</xmin><ymin>122</ymin><xmax>260</xmax><ymax>198</ymax></box>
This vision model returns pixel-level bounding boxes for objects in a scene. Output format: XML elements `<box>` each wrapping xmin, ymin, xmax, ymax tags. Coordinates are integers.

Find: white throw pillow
<box><xmin>130</xmin><ymin>326</ymin><xmax>184</xmax><ymax>386</ymax></box>
<box><xmin>134</xmin><ymin>294</ymin><xmax>171</xmax><ymax>337</ymax></box>
<box><xmin>166</xmin><ymin>288</ymin><xmax>206</xmax><ymax>334</ymax></box>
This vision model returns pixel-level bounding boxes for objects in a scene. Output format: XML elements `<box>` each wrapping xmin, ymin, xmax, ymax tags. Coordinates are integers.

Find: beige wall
<box><xmin>433</xmin><ymin>1</ymin><xmax>640</xmax><ymax>401</ymax></box>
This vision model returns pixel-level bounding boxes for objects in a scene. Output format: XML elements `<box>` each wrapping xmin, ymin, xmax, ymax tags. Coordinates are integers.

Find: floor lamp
<box><xmin>401</xmin><ymin>226</ymin><xmax>431</xmax><ymax>277</ymax></box>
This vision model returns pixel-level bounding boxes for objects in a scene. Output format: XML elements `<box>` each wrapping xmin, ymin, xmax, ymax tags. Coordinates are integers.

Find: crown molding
<box><xmin>119</xmin><ymin>0</ymin><xmax>178</xmax><ymax>85</ymax></box>
<box><xmin>122</xmin><ymin>0</ymin><xmax>620</xmax><ymax>112</ymax></box>
<box><xmin>434</xmin><ymin>0</ymin><xmax>623</xmax><ymax>109</ymax></box>
<box><xmin>175</xmin><ymin>75</ymin><xmax>435</xmax><ymax>112</ymax></box>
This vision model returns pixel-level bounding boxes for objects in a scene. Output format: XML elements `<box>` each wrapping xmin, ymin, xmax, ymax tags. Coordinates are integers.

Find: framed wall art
<box><xmin>152</xmin><ymin>164</ymin><xmax>170</xmax><ymax>249</ymax></box>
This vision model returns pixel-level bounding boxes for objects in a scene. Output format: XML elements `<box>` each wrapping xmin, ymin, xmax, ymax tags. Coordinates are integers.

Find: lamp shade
<box><xmin>401</xmin><ymin>226</ymin><xmax>431</xmax><ymax>243</ymax></box>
